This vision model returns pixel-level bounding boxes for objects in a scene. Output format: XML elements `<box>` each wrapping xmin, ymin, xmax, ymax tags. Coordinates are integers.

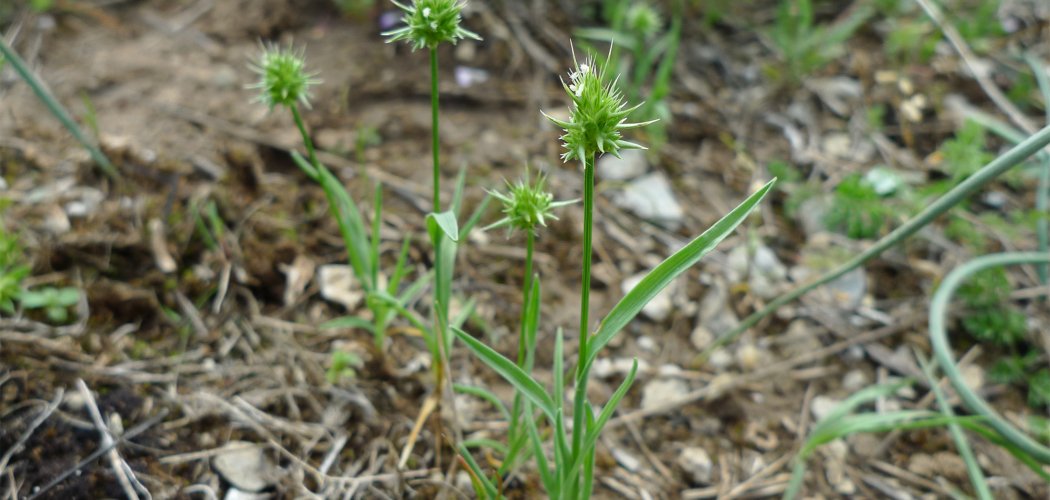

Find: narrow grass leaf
<box><xmin>290</xmin><ymin>150</ymin><xmax>319</xmax><ymax>178</ymax></box>
<box><xmin>320</xmin><ymin>316</ymin><xmax>375</xmax><ymax>333</ymax></box>
<box><xmin>370</xmin><ymin>290</ymin><xmax>429</xmax><ymax>333</ymax></box>
<box><xmin>454</xmin><ymin>383</ymin><xmax>511</xmax><ymax>422</ymax></box>
<box><xmin>387</xmin><ymin>237</ymin><xmax>413</xmax><ymax>294</ymax></box>
<box><xmin>815</xmin><ymin>379</ymin><xmax>912</xmax><ymax>430</ymax></box>
<box><xmin>455</xmin><ymin>327</ymin><xmax>555</xmax><ymax>420</ymax></box>
<box><xmin>452</xmin><ymin>167</ymin><xmax>468</xmax><ymax>216</ymax></box>
<box><xmin>524</xmin><ymin>400</ymin><xmax>555</xmax><ymax>494</ymax></box>
<box><xmin>452</xmin><ymin>297</ymin><xmax>476</xmax><ymax>329</ymax></box>
<box><xmin>460</xmin><ymin>438</ymin><xmax>509</xmax><ymax>456</ymax></box>
<box><xmin>586</xmin><ymin>179</ymin><xmax>775</xmax><ymax>368</ymax></box>
<box><xmin>553</xmin><ymin>326</ymin><xmax>564</xmax><ymax>414</ymax></box>
<box><xmin>917</xmin><ymin>352</ymin><xmax>992</xmax><ymax>500</ymax></box>
<box><xmin>460</xmin><ymin>192</ymin><xmax>492</xmax><ymax>240</ymax></box>
<box><xmin>523</xmin><ymin>277</ymin><xmax>541</xmax><ymax>372</ymax></box>
<box><xmin>316</xmin><ymin>163</ymin><xmax>373</xmax><ymax>285</ymax></box>
<box><xmin>568</xmin><ymin>359</ymin><xmax>639</xmax><ymax>482</ymax></box>
<box><xmin>427</xmin><ymin>211</ymin><xmax>460</xmax><ymax>243</ymax></box>
<box><xmin>370</xmin><ymin>182</ymin><xmax>383</xmax><ymax>289</ymax></box>
<box><xmin>457</xmin><ymin>444</ymin><xmax>499</xmax><ymax>499</ymax></box>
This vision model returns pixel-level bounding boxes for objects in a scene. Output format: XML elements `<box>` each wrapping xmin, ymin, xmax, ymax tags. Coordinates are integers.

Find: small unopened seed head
<box><xmin>248</xmin><ymin>43</ymin><xmax>321</xmax><ymax>110</ymax></box>
<box><xmin>542</xmin><ymin>50</ymin><xmax>656</xmax><ymax>163</ymax></box>
<box><xmin>383</xmin><ymin>0</ymin><xmax>481</xmax><ymax>50</ymax></box>
<box><xmin>626</xmin><ymin>3</ymin><xmax>662</xmax><ymax>39</ymax></box>
<box><xmin>485</xmin><ymin>171</ymin><xmax>576</xmax><ymax>236</ymax></box>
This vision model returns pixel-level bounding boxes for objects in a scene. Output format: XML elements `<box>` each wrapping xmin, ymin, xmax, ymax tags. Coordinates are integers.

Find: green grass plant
<box><xmin>766</xmin><ymin>0</ymin><xmax>874</xmax><ymax>83</ymax></box>
<box><xmin>0</xmin><ymin>215</ymin><xmax>29</xmax><ymax>315</ymax></box>
<box><xmin>383</xmin><ymin>0</ymin><xmax>482</xmax><ymax>392</ymax></box>
<box><xmin>19</xmin><ymin>286</ymin><xmax>79</xmax><ymax>323</ymax></box>
<box><xmin>453</xmin><ymin>51</ymin><xmax>775</xmax><ymax>498</ymax></box>
<box><xmin>249</xmin><ymin>43</ymin><xmax>433</xmax><ymax>377</ymax></box>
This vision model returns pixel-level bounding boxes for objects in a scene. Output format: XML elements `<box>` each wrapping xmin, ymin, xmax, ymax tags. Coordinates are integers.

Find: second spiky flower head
<box><xmin>486</xmin><ymin>171</ymin><xmax>576</xmax><ymax>236</ymax></box>
<box><xmin>543</xmin><ymin>51</ymin><xmax>655</xmax><ymax>163</ymax></box>
<box><xmin>248</xmin><ymin>43</ymin><xmax>321</xmax><ymax>110</ymax></box>
<box><xmin>383</xmin><ymin>0</ymin><xmax>481</xmax><ymax>50</ymax></box>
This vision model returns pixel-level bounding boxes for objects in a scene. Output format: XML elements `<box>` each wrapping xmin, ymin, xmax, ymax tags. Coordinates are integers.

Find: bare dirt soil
<box><xmin>2</xmin><ymin>0</ymin><xmax>1049</xmax><ymax>498</ymax></box>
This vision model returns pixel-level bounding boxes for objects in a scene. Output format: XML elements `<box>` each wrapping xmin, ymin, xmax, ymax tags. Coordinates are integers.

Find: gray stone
<box><xmin>678</xmin><ymin>446</ymin><xmax>713</xmax><ymax>484</ymax></box>
<box><xmin>598</xmin><ymin>149</ymin><xmax>648</xmax><ymax>181</ymax></box>
<box><xmin>726</xmin><ymin>245</ymin><xmax>788</xmax><ymax>300</ymax></box>
<box><xmin>641</xmin><ymin>378</ymin><xmax>688</xmax><ymax>411</ymax></box>
<box><xmin>212</xmin><ymin>441</ymin><xmax>276</xmax><ymax>492</ymax></box>
<box><xmin>317</xmin><ymin>265</ymin><xmax>363</xmax><ymax>311</ymax></box>
<box><xmin>810</xmin><ymin>395</ymin><xmax>841</xmax><ymax>422</ymax></box>
<box><xmin>816</xmin><ymin>266</ymin><xmax>868</xmax><ymax>310</ymax></box>
<box><xmin>842</xmin><ymin>370</ymin><xmax>868</xmax><ymax>392</ymax></box>
<box><xmin>613</xmin><ymin>172</ymin><xmax>684</xmax><ymax>229</ymax></box>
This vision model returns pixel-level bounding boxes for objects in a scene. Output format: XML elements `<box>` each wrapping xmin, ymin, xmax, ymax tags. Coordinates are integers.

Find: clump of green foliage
<box><xmin>0</xmin><ymin>211</ymin><xmax>80</xmax><ymax>323</ymax></box>
<box><xmin>0</xmin><ymin>215</ymin><xmax>29</xmax><ymax>315</ymax></box>
<box><xmin>825</xmin><ymin>174</ymin><xmax>895</xmax><ymax>239</ymax></box>
<box><xmin>957</xmin><ymin>267</ymin><xmax>1050</xmax><ymax>410</ymax></box>
<box><xmin>766</xmin><ymin>0</ymin><xmax>873</xmax><ymax>83</ymax></box>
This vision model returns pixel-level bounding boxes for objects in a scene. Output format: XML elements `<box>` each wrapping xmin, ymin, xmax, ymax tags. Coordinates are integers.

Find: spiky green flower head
<box><xmin>248</xmin><ymin>43</ymin><xmax>321</xmax><ymax>110</ymax></box>
<box><xmin>486</xmin><ymin>170</ymin><xmax>577</xmax><ymax>236</ymax></box>
<box><xmin>542</xmin><ymin>52</ymin><xmax>656</xmax><ymax>163</ymax></box>
<box><xmin>383</xmin><ymin>0</ymin><xmax>481</xmax><ymax>50</ymax></box>
<box><xmin>626</xmin><ymin>3</ymin><xmax>663</xmax><ymax>39</ymax></box>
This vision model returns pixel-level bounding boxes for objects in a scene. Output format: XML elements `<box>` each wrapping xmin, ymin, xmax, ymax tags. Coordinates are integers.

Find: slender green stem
<box><xmin>916</xmin><ymin>353</ymin><xmax>993</xmax><ymax>500</ymax></box>
<box><xmin>1025</xmin><ymin>53</ymin><xmax>1050</xmax><ymax>285</ymax></box>
<box><xmin>518</xmin><ymin>231</ymin><xmax>536</xmax><ymax>366</ymax></box>
<box><xmin>501</xmin><ymin>230</ymin><xmax>536</xmax><ymax>476</ymax></box>
<box><xmin>705</xmin><ymin>123</ymin><xmax>1050</xmax><ymax>358</ymax></box>
<box><xmin>430</xmin><ymin>47</ymin><xmax>441</xmax><ymax>214</ymax></box>
<box><xmin>571</xmin><ymin>153</ymin><xmax>596</xmax><ymax>488</ymax></box>
<box><xmin>930</xmin><ymin>252</ymin><xmax>1050</xmax><ymax>463</ymax></box>
<box><xmin>0</xmin><ymin>38</ymin><xmax>117</xmax><ymax>180</ymax></box>
<box><xmin>291</xmin><ymin>105</ymin><xmax>320</xmax><ymax>171</ymax></box>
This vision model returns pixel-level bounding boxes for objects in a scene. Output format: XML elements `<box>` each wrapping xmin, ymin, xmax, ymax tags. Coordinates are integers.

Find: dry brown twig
<box><xmin>0</xmin><ymin>388</ymin><xmax>64</xmax><ymax>478</ymax></box>
<box><xmin>76</xmin><ymin>378</ymin><xmax>150</xmax><ymax>500</ymax></box>
<box><xmin>913</xmin><ymin>0</ymin><xmax>1038</xmax><ymax>136</ymax></box>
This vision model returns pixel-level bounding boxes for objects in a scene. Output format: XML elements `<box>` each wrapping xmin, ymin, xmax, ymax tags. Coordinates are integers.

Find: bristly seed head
<box><xmin>485</xmin><ymin>170</ymin><xmax>577</xmax><ymax>236</ymax></box>
<box><xmin>248</xmin><ymin>43</ymin><xmax>321</xmax><ymax>110</ymax></box>
<box><xmin>542</xmin><ymin>48</ymin><xmax>656</xmax><ymax>163</ymax></box>
<box><xmin>626</xmin><ymin>3</ymin><xmax>663</xmax><ymax>39</ymax></box>
<box><xmin>383</xmin><ymin>0</ymin><xmax>481</xmax><ymax>50</ymax></box>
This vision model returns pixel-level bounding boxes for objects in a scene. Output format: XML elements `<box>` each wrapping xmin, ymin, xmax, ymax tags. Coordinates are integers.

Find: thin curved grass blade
<box><xmin>455</xmin><ymin>327</ymin><xmax>556</xmax><ymax>421</ymax></box>
<box><xmin>585</xmin><ymin>179</ymin><xmax>775</xmax><ymax>369</ymax></box>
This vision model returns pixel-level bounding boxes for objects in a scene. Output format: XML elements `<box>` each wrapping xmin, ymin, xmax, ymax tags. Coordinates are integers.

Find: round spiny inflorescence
<box><xmin>383</xmin><ymin>0</ymin><xmax>481</xmax><ymax>50</ymax></box>
<box><xmin>248</xmin><ymin>43</ymin><xmax>321</xmax><ymax>110</ymax></box>
<box><xmin>543</xmin><ymin>53</ymin><xmax>655</xmax><ymax>163</ymax></box>
<box><xmin>486</xmin><ymin>171</ymin><xmax>576</xmax><ymax>236</ymax></box>
<box><xmin>626</xmin><ymin>3</ymin><xmax>663</xmax><ymax>39</ymax></box>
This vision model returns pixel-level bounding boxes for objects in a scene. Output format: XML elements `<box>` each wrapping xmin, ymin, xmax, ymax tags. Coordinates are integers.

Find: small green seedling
<box><xmin>0</xmin><ymin>218</ymin><xmax>29</xmax><ymax>315</ymax></box>
<box><xmin>20</xmin><ymin>286</ymin><xmax>80</xmax><ymax>323</ymax></box>
<box><xmin>326</xmin><ymin>350</ymin><xmax>364</xmax><ymax>383</ymax></box>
